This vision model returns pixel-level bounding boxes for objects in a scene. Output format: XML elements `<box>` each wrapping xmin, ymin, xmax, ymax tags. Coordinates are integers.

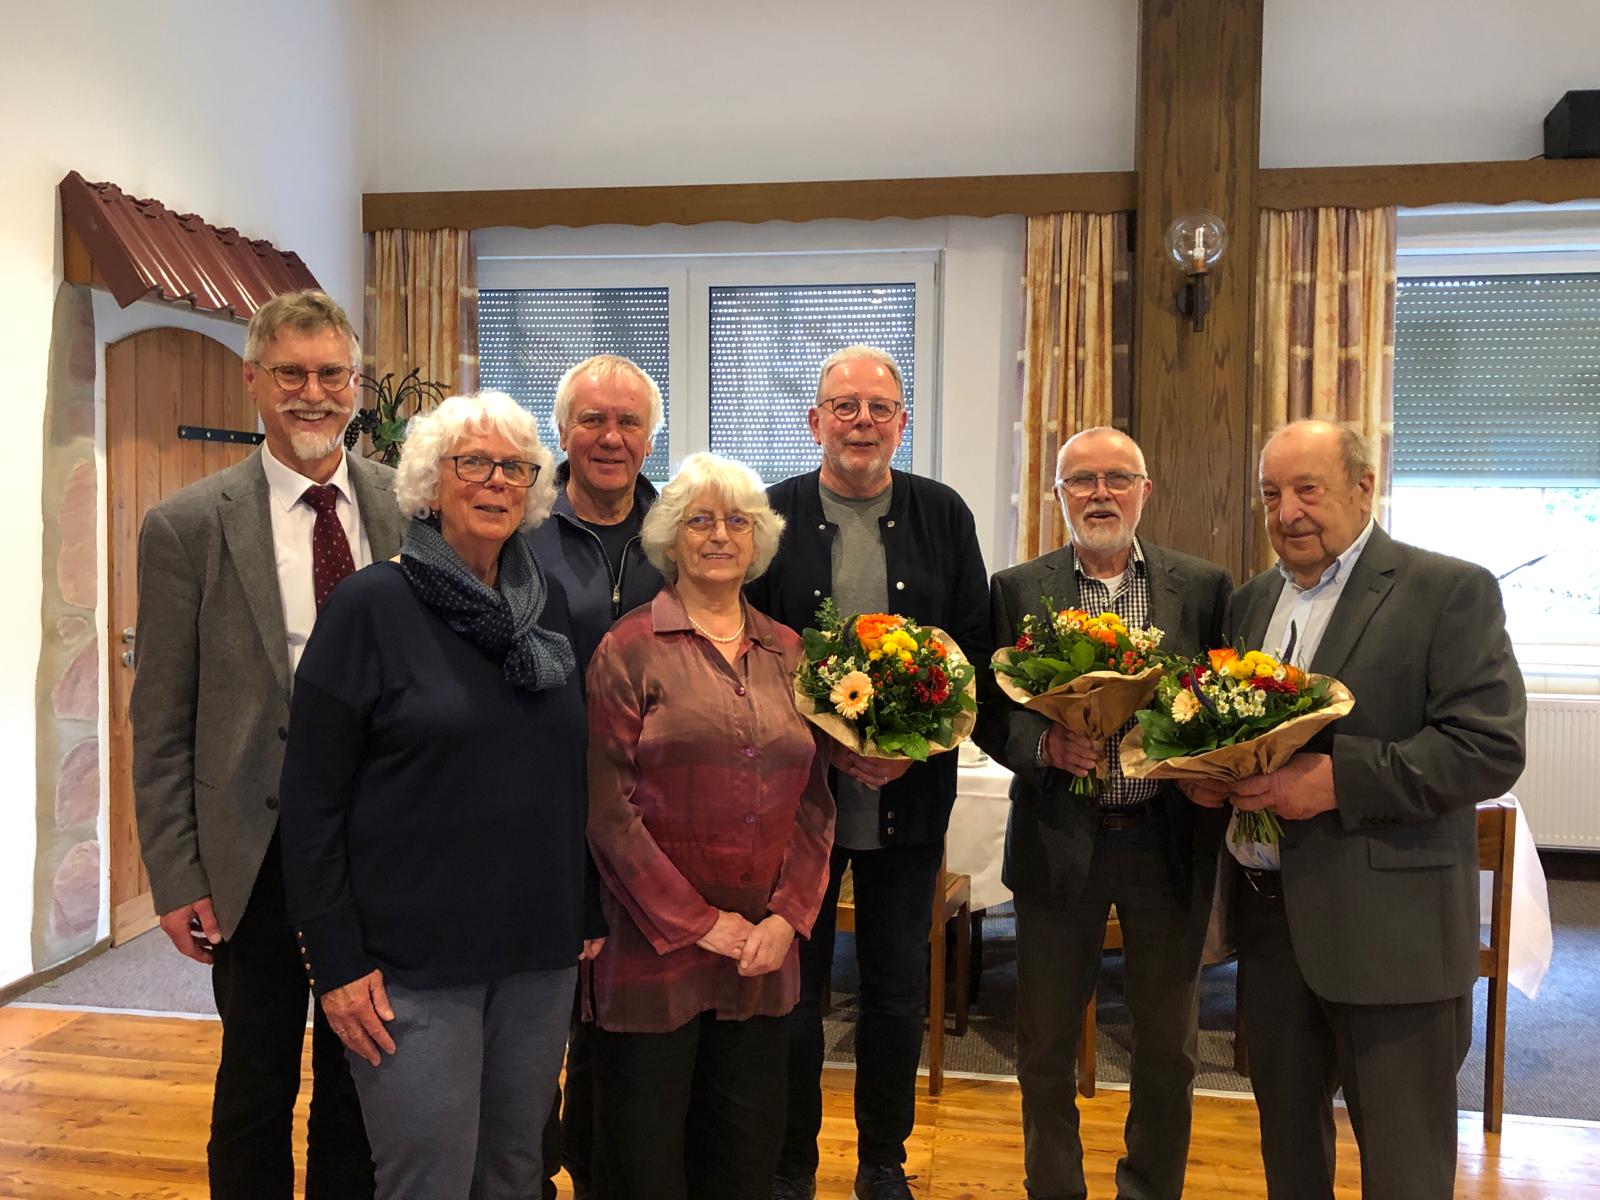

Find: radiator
<box><xmin>1512</xmin><ymin>695</ymin><xmax>1600</xmax><ymax>851</ymax></box>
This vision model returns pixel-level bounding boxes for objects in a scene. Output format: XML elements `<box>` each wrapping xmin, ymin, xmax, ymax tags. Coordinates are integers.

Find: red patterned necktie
<box><xmin>302</xmin><ymin>484</ymin><xmax>357</xmax><ymax>611</ymax></box>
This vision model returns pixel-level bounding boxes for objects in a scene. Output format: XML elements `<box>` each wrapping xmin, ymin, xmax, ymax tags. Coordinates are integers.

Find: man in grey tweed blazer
<box><xmin>975</xmin><ymin>427</ymin><xmax>1232</xmax><ymax>1200</ymax></box>
<box><xmin>131</xmin><ymin>291</ymin><xmax>404</xmax><ymax>1199</ymax></box>
<box><xmin>1193</xmin><ymin>420</ymin><xmax>1525</xmax><ymax>1200</ymax></box>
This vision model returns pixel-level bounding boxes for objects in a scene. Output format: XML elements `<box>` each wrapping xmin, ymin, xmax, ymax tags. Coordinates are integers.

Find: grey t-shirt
<box><xmin>820</xmin><ymin>481</ymin><xmax>893</xmax><ymax>851</ymax></box>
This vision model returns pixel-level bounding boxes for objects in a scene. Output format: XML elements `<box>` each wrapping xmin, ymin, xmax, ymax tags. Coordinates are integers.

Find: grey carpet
<box><xmin>17</xmin><ymin>878</ymin><xmax>1600</xmax><ymax>1121</ymax></box>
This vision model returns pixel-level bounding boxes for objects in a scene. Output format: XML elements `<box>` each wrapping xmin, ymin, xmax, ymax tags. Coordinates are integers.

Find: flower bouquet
<box><xmin>1119</xmin><ymin>649</ymin><xmax>1355</xmax><ymax>845</ymax></box>
<box><xmin>990</xmin><ymin>601</ymin><xmax>1169</xmax><ymax>796</ymax></box>
<box><xmin>794</xmin><ymin>600</ymin><xmax>977</xmax><ymax>762</ymax></box>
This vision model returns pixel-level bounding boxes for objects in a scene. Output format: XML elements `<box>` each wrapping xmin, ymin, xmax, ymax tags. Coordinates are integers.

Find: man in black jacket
<box><xmin>749</xmin><ymin>345</ymin><xmax>989</xmax><ymax>1200</ymax></box>
<box><xmin>523</xmin><ymin>353</ymin><xmax>665</xmax><ymax>1200</ymax></box>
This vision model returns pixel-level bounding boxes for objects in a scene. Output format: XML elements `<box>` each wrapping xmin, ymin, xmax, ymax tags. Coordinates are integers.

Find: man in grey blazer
<box><xmin>132</xmin><ymin>291</ymin><xmax>405</xmax><ymax>1199</ymax></box>
<box><xmin>1195</xmin><ymin>420</ymin><xmax>1526</xmax><ymax>1200</ymax></box>
<box><xmin>976</xmin><ymin>427</ymin><xmax>1232</xmax><ymax>1200</ymax></box>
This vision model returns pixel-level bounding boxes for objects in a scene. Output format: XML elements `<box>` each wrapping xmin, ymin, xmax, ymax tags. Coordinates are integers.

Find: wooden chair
<box><xmin>1477</xmin><ymin>797</ymin><xmax>1516</xmax><ymax>1134</ymax></box>
<box><xmin>1075</xmin><ymin>910</ymin><xmax>1122</xmax><ymax>1098</ymax></box>
<box><xmin>835</xmin><ymin>858</ymin><xmax>972</xmax><ymax>1097</ymax></box>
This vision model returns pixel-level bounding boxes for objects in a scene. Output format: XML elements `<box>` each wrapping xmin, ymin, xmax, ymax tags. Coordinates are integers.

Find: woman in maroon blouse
<box><xmin>585</xmin><ymin>452</ymin><xmax>835</xmax><ymax>1200</ymax></box>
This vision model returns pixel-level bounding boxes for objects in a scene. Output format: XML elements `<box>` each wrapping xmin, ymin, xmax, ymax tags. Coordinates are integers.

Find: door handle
<box><xmin>122</xmin><ymin>626</ymin><xmax>135</xmax><ymax>668</ymax></box>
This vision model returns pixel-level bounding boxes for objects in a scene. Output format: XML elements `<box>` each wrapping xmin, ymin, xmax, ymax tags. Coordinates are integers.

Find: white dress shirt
<box><xmin>1226</xmin><ymin>517</ymin><xmax>1377</xmax><ymax>870</ymax></box>
<box><xmin>260</xmin><ymin>444</ymin><xmax>372</xmax><ymax>674</ymax></box>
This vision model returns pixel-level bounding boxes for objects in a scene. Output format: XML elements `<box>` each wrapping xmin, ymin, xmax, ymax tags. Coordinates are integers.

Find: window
<box><xmin>1388</xmin><ymin>271</ymin><xmax>1600</xmax><ymax>669</ymax></box>
<box><xmin>476</xmin><ymin>252</ymin><xmax>939</xmax><ymax>484</ymax></box>
<box><xmin>478</xmin><ymin>288</ymin><xmax>672</xmax><ymax>480</ymax></box>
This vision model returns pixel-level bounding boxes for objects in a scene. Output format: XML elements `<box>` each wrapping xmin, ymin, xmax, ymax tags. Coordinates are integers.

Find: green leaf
<box><xmin>802</xmin><ymin>627</ymin><xmax>834</xmax><ymax>662</ymax></box>
<box><xmin>1068</xmin><ymin>640</ymin><xmax>1096</xmax><ymax>672</ymax></box>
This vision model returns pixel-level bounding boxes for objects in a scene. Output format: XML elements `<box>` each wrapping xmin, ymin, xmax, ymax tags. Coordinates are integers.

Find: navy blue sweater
<box><xmin>279</xmin><ymin>561</ymin><xmax>598</xmax><ymax>996</ymax></box>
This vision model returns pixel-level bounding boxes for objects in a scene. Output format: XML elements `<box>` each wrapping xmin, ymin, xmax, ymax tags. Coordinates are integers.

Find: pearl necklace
<box><xmin>686</xmin><ymin>610</ymin><xmax>746</xmax><ymax>644</ymax></box>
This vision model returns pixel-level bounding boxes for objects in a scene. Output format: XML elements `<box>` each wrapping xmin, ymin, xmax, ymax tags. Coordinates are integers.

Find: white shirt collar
<box><xmin>1276</xmin><ymin>516</ymin><xmax>1376</xmax><ymax>594</ymax></box>
<box><xmin>261</xmin><ymin>442</ymin><xmax>354</xmax><ymax>513</ymax></box>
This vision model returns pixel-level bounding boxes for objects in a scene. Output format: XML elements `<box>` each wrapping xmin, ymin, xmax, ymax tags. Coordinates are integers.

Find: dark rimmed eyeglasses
<box><xmin>1056</xmin><ymin>471</ymin><xmax>1147</xmax><ymax>499</ymax></box>
<box><xmin>254</xmin><ymin>362</ymin><xmax>357</xmax><ymax>393</ymax></box>
<box><xmin>447</xmin><ymin>455</ymin><xmax>541</xmax><ymax>487</ymax></box>
<box><xmin>818</xmin><ymin>395</ymin><xmax>904</xmax><ymax>423</ymax></box>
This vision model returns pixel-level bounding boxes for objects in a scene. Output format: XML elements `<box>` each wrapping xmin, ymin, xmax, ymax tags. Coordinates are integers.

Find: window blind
<box><xmin>478</xmin><ymin>288</ymin><xmax>672</xmax><ymax>480</ymax></box>
<box><xmin>708</xmin><ymin>283</ymin><xmax>917</xmax><ymax>484</ymax></box>
<box><xmin>1393</xmin><ymin>274</ymin><xmax>1600</xmax><ymax>486</ymax></box>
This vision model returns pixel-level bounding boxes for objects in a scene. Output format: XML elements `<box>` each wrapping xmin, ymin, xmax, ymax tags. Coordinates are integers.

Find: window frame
<box><xmin>477</xmin><ymin>250</ymin><xmax>942</xmax><ymax>480</ymax></box>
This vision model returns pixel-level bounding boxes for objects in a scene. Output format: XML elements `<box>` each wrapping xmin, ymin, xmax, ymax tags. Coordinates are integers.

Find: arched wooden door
<box><xmin>106</xmin><ymin>328</ymin><xmax>258</xmax><ymax>944</ymax></box>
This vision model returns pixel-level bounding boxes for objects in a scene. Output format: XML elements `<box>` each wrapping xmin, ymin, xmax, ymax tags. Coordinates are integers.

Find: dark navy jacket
<box><xmin>746</xmin><ymin>468</ymin><xmax>990</xmax><ymax>846</ymax></box>
<box><xmin>523</xmin><ymin>461</ymin><xmax>665</xmax><ymax>674</ymax></box>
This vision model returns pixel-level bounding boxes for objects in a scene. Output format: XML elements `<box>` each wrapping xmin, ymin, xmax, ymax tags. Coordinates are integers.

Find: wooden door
<box><xmin>106</xmin><ymin>328</ymin><xmax>257</xmax><ymax>944</ymax></box>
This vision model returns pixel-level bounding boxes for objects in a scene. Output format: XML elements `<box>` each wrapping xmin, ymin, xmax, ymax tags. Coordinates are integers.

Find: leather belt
<box><xmin>1098</xmin><ymin>808</ymin><xmax>1148</xmax><ymax>831</ymax></box>
<box><xmin>1242</xmin><ymin>867</ymin><xmax>1283</xmax><ymax>900</ymax></box>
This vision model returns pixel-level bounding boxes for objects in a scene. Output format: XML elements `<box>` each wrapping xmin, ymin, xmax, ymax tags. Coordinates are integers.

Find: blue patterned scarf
<box><xmin>399</xmin><ymin>517</ymin><xmax>575</xmax><ymax>693</ymax></box>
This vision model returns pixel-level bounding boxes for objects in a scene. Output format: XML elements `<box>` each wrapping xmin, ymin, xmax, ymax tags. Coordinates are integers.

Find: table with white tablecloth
<box><xmin>945</xmin><ymin>760</ymin><xmax>1554</xmax><ymax>1001</ymax></box>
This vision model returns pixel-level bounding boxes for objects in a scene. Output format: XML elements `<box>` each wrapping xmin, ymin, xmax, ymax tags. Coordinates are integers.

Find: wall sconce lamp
<box><xmin>1166</xmin><ymin>212</ymin><xmax>1228</xmax><ymax>332</ymax></box>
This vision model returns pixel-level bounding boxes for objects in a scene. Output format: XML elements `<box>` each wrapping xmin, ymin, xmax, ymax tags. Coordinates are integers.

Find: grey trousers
<box><xmin>347</xmin><ymin>966</ymin><xmax>577</xmax><ymax>1200</ymax></box>
<box><xmin>1236</xmin><ymin>877</ymin><xmax>1471</xmax><ymax>1200</ymax></box>
<box><xmin>1014</xmin><ymin>820</ymin><xmax>1206</xmax><ymax>1200</ymax></box>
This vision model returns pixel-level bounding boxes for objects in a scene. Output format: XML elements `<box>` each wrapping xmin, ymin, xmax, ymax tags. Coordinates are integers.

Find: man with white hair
<box><xmin>524</xmin><ymin>353</ymin><xmax>666</xmax><ymax>1200</ymax></box>
<box><xmin>750</xmin><ymin>345</ymin><xmax>989</xmax><ymax>1200</ymax></box>
<box><xmin>975</xmin><ymin>426</ymin><xmax>1231</xmax><ymax>1200</ymax></box>
<box><xmin>132</xmin><ymin>290</ymin><xmax>405</xmax><ymax>1197</ymax></box>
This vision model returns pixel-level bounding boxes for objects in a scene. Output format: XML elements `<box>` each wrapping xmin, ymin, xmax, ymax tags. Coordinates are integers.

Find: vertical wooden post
<box><xmin>1131</xmin><ymin>0</ymin><xmax>1264</xmax><ymax>579</ymax></box>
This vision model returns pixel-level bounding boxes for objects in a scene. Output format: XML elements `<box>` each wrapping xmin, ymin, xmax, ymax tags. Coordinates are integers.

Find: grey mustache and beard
<box><xmin>1067</xmin><ymin>503</ymin><xmax>1135</xmax><ymax>555</ymax></box>
<box><xmin>278</xmin><ymin>398</ymin><xmax>355</xmax><ymax>462</ymax></box>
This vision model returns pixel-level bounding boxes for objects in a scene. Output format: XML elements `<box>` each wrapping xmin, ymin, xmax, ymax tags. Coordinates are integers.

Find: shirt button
<box><xmin>817</xmin><ymin>523</ymin><xmax>827</xmax><ymax>532</ymax></box>
<box><xmin>265</xmin><ymin>795</ymin><xmax>279</xmax><ymax>811</ymax></box>
<box><xmin>744</xmin><ymin>746</ymin><xmax>756</xmax><ymax>758</ymax></box>
<box><xmin>886</xmin><ymin>519</ymin><xmax>896</xmax><ymax>528</ymax></box>
<box><xmin>744</xmin><ymin>812</ymin><xmax>757</xmax><ymax>824</ymax></box>
<box><xmin>735</xmin><ymin>685</ymin><xmax>747</xmax><ymax>697</ymax></box>
<box><xmin>895</xmin><ymin>581</ymin><xmax>906</xmax><ymax>591</ymax></box>
<box><xmin>278</xmin><ymin>726</ymin><xmax>288</xmax><ymax>741</ymax></box>
<box><xmin>813</xmin><ymin>589</ymin><xmax>822</xmax><ymax>598</ymax></box>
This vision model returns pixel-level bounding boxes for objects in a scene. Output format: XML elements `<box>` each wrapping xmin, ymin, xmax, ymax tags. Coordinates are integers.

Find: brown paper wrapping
<box><xmin>1118</xmin><ymin>678</ymin><xmax>1355</xmax><ymax>782</ymax></box>
<box><xmin>793</xmin><ymin>626</ymin><xmax>976</xmax><ymax>761</ymax></box>
<box><xmin>989</xmin><ymin>655</ymin><xmax>1164</xmax><ymax>782</ymax></box>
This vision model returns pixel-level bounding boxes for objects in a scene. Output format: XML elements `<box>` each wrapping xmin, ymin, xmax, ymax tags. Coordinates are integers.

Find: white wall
<box><xmin>369</xmin><ymin>0</ymin><xmax>1139</xmax><ymax>190</ymax></box>
<box><xmin>0</xmin><ymin>1</ymin><xmax>371</xmax><ymax>989</ymax></box>
<box><xmin>373</xmin><ymin>0</ymin><xmax>1600</xmax><ymax>191</ymax></box>
<box><xmin>1262</xmin><ymin>0</ymin><xmax>1600</xmax><ymax>167</ymax></box>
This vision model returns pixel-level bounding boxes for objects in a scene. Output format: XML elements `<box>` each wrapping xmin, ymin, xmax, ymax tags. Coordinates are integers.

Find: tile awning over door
<box><xmin>59</xmin><ymin>170</ymin><xmax>321</xmax><ymax>320</ymax></box>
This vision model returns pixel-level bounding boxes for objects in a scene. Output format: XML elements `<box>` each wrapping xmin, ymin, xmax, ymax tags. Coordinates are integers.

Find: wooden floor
<box><xmin>2</xmin><ymin>1006</ymin><xmax>1598</xmax><ymax>1199</ymax></box>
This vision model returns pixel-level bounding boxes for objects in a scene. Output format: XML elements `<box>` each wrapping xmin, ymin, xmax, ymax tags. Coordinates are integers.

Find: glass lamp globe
<box><xmin>1166</xmin><ymin>213</ymin><xmax>1229</xmax><ymax>275</ymax></box>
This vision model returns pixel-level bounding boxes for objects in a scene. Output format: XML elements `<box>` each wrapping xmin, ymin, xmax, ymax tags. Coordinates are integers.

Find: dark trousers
<box><xmin>541</xmin><ymin>1008</ymin><xmax>599</xmax><ymax>1200</ymax></box>
<box><xmin>1013</xmin><ymin>821</ymin><xmax>1204</xmax><ymax>1200</ymax></box>
<box><xmin>778</xmin><ymin>839</ymin><xmax>944</xmax><ymax>1177</ymax></box>
<box><xmin>209</xmin><ymin>835</ymin><xmax>373</xmax><ymax>1199</ymax></box>
<box><xmin>1235</xmin><ymin>873</ymin><xmax>1472</xmax><ymax>1200</ymax></box>
<box><xmin>594</xmin><ymin>1012</ymin><xmax>788</xmax><ymax>1200</ymax></box>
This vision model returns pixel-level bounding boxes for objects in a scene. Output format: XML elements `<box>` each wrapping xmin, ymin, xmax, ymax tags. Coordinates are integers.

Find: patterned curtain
<box><xmin>1250</xmin><ymin>207</ymin><xmax>1397</xmax><ymax>573</ymax></box>
<box><xmin>1015</xmin><ymin>212</ymin><xmax>1134</xmax><ymax>563</ymax></box>
<box><xmin>364</xmin><ymin>229</ymin><xmax>478</xmax><ymax>396</ymax></box>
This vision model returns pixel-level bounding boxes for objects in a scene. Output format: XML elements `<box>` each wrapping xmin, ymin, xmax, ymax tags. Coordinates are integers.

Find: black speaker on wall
<box><xmin>1544</xmin><ymin>91</ymin><xmax>1600</xmax><ymax>159</ymax></box>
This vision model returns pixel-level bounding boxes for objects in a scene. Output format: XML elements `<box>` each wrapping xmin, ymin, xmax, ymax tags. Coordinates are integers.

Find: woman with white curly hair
<box><xmin>279</xmin><ymin>390</ymin><xmax>605</xmax><ymax>1199</ymax></box>
<box><xmin>585</xmin><ymin>451</ymin><xmax>835</xmax><ymax>1200</ymax></box>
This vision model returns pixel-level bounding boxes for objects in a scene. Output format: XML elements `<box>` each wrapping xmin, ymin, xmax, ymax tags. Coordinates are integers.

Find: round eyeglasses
<box><xmin>255</xmin><ymin>362</ymin><xmax>356</xmax><ymax>393</ymax></box>
<box><xmin>818</xmin><ymin>395</ymin><xmax>903</xmax><ymax>424</ymax></box>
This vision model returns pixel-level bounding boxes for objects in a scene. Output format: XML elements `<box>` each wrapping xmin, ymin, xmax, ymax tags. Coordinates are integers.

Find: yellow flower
<box><xmin>880</xmin><ymin>629</ymin><xmax>918</xmax><ymax>659</ymax></box>
<box><xmin>1171</xmin><ymin>689</ymin><xmax>1201</xmax><ymax>724</ymax></box>
<box><xmin>830</xmin><ymin>671</ymin><xmax>874</xmax><ymax>719</ymax></box>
